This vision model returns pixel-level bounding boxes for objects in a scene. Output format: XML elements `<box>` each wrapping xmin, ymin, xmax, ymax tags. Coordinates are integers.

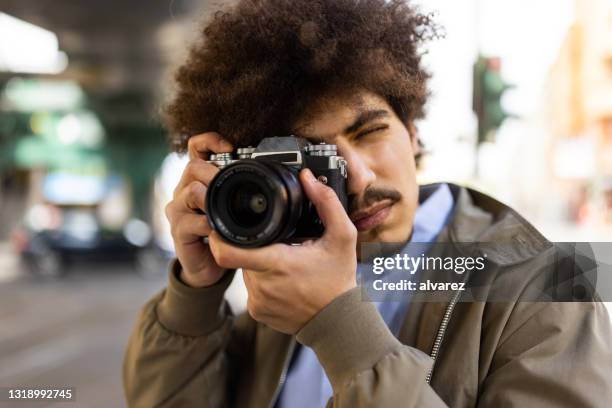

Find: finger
<box><xmin>174</xmin><ymin>159</ymin><xmax>218</xmax><ymax>198</ymax></box>
<box><xmin>299</xmin><ymin>169</ymin><xmax>355</xmax><ymax>243</ymax></box>
<box><xmin>176</xmin><ymin>181</ymin><xmax>207</xmax><ymax>213</ymax></box>
<box><xmin>173</xmin><ymin>213</ymin><xmax>212</xmax><ymax>242</ymax></box>
<box><xmin>242</xmin><ymin>270</ymin><xmax>276</xmax><ymax>320</ymax></box>
<box><xmin>242</xmin><ymin>268</ymin><xmax>254</xmax><ymax>291</ymax></box>
<box><xmin>187</xmin><ymin>132</ymin><xmax>234</xmax><ymax>160</ymax></box>
<box><xmin>208</xmin><ymin>231</ymin><xmax>287</xmax><ymax>271</ymax></box>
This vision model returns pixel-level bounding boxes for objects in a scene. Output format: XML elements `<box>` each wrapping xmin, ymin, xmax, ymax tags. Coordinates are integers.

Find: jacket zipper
<box><xmin>268</xmin><ymin>339</ymin><xmax>296</xmax><ymax>408</ymax></box>
<box><xmin>426</xmin><ymin>290</ymin><xmax>461</xmax><ymax>384</ymax></box>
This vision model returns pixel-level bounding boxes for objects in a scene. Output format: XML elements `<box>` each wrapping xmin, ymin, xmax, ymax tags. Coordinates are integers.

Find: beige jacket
<box><xmin>124</xmin><ymin>184</ymin><xmax>612</xmax><ymax>407</ymax></box>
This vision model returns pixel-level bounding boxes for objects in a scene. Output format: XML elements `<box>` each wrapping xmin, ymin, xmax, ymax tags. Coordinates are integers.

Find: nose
<box><xmin>336</xmin><ymin>138</ymin><xmax>376</xmax><ymax>196</ymax></box>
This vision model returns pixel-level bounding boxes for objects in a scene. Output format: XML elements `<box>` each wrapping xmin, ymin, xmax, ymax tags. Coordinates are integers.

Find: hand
<box><xmin>165</xmin><ymin>132</ymin><xmax>234</xmax><ymax>288</ymax></box>
<box><xmin>208</xmin><ymin>169</ymin><xmax>357</xmax><ymax>334</ymax></box>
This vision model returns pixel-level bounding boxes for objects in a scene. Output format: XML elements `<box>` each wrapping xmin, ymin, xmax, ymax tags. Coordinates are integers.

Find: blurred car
<box><xmin>11</xmin><ymin>172</ymin><xmax>166</xmax><ymax>278</ymax></box>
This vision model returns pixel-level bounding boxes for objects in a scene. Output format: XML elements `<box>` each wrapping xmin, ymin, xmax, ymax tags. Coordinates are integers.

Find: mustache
<box><xmin>349</xmin><ymin>186</ymin><xmax>402</xmax><ymax>213</ymax></box>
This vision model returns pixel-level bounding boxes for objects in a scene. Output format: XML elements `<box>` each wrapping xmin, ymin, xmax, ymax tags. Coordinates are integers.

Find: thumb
<box><xmin>299</xmin><ymin>169</ymin><xmax>356</xmax><ymax>244</ymax></box>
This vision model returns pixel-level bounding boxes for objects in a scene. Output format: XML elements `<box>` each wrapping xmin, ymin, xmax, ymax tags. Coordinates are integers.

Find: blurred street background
<box><xmin>0</xmin><ymin>0</ymin><xmax>611</xmax><ymax>406</ymax></box>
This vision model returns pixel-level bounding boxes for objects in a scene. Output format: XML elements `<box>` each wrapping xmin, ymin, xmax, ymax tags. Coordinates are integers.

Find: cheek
<box><xmin>368</xmin><ymin>131</ymin><xmax>416</xmax><ymax>183</ymax></box>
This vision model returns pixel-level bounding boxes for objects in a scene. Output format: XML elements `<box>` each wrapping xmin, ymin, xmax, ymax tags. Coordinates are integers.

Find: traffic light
<box><xmin>472</xmin><ymin>55</ymin><xmax>514</xmax><ymax>144</ymax></box>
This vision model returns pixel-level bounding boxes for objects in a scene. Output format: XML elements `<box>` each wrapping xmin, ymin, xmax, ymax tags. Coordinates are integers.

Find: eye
<box><xmin>354</xmin><ymin>125</ymin><xmax>389</xmax><ymax>140</ymax></box>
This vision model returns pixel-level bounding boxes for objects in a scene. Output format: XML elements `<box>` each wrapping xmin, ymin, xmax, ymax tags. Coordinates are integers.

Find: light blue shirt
<box><xmin>276</xmin><ymin>184</ymin><xmax>455</xmax><ymax>408</ymax></box>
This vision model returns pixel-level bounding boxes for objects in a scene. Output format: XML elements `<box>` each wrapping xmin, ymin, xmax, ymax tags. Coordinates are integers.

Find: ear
<box><xmin>407</xmin><ymin>121</ymin><xmax>421</xmax><ymax>155</ymax></box>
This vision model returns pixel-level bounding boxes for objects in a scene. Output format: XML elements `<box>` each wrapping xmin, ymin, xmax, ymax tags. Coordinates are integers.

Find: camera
<box><xmin>205</xmin><ymin>136</ymin><xmax>348</xmax><ymax>248</ymax></box>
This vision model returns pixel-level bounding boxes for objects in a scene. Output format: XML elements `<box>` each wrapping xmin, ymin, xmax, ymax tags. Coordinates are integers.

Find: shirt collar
<box><xmin>410</xmin><ymin>183</ymin><xmax>454</xmax><ymax>243</ymax></box>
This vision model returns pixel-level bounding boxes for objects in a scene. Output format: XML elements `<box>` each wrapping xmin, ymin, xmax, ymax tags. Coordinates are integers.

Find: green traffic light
<box><xmin>472</xmin><ymin>55</ymin><xmax>514</xmax><ymax>144</ymax></box>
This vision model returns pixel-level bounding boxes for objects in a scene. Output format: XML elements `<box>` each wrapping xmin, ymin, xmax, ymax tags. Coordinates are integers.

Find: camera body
<box><xmin>205</xmin><ymin>136</ymin><xmax>348</xmax><ymax>247</ymax></box>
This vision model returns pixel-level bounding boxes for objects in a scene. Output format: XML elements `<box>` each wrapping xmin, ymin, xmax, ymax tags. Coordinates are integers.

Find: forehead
<box><xmin>292</xmin><ymin>90</ymin><xmax>394</xmax><ymax>141</ymax></box>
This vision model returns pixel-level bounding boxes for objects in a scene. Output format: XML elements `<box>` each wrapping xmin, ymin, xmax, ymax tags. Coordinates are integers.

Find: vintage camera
<box><xmin>205</xmin><ymin>136</ymin><xmax>348</xmax><ymax>247</ymax></box>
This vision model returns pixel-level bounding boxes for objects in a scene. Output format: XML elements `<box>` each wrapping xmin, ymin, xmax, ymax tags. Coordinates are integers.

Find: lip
<box><xmin>350</xmin><ymin>200</ymin><xmax>393</xmax><ymax>231</ymax></box>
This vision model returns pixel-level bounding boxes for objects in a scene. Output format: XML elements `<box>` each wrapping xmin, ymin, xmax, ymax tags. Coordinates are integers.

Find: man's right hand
<box><xmin>165</xmin><ymin>132</ymin><xmax>234</xmax><ymax>288</ymax></box>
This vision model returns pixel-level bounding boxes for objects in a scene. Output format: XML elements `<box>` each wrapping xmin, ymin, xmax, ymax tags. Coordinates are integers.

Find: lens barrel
<box><xmin>205</xmin><ymin>159</ymin><xmax>303</xmax><ymax>247</ymax></box>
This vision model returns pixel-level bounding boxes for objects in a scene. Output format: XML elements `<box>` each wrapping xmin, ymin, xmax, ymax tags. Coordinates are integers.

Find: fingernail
<box><xmin>303</xmin><ymin>168</ymin><xmax>316</xmax><ymax>182</ymax></box>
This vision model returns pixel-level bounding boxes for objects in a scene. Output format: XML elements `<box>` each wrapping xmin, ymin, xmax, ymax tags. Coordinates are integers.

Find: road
<box><xmin>0</xmin><ymin>261</ymin><xmax>166</xmax><ymax>407</ymax></box>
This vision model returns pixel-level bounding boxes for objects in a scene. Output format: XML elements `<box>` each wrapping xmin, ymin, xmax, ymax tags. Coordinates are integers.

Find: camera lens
<box><xmin>228</xmin><ymin>182</ymin><xmax>268</xmax><ymax>227</ymax></box>
<box><xmin>206</xmin><ymin>159</ymin><xmax>303</xmax><ymax>247</ymax></box>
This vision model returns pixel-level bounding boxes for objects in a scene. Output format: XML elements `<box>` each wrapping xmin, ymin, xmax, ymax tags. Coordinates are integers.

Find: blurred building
<box><xmin>0</xmin><ymin>1</ymin><xmax>205</xmax><ymax>243</ymax></box>
<box><xmin>547</xmin><ymin>0</ymin><xmax>612</xmax><ymax>224</ymax></box>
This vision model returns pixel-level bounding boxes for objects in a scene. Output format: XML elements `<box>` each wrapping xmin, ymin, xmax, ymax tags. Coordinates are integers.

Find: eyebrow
<box><xmin>343</xmin><ymin>109</ymin><xmax>390</xmax><ymax>134</ymax></box>
<box><xmin>295</xmin><ymin>108</ymin><xmax>390</xmax><ymax>141</ymax></box>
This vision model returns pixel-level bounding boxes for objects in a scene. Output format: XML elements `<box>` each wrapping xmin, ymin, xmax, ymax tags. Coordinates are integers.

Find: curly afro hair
<box><xmin>165</xmin><ymin>0</ymin><xmax>439</xmax><ymax>152</ymax></box>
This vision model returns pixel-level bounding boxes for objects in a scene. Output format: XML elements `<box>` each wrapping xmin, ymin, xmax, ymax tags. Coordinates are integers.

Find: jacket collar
<box><xmin>397</xmin><ymin>183</ymin><xmax>552</xmax><ymax>353</ymax></box>
<box><xmin>430</xmin><ymin>183</ymin><xmax>551</xmax><ymax>266</ymax></box>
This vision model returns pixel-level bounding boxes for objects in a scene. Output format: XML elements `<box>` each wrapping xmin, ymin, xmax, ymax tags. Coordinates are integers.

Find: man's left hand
<box><xmin>208</xmin><ymin>168</ymin><xmax>357</xmax><ymax>334</ymax></box>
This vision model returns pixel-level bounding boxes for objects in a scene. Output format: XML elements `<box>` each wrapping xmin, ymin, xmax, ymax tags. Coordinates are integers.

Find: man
<box><xmin>123</xmin><ymin>0</ymin><xmax>612</xmax><ymax>407</ymax></box>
